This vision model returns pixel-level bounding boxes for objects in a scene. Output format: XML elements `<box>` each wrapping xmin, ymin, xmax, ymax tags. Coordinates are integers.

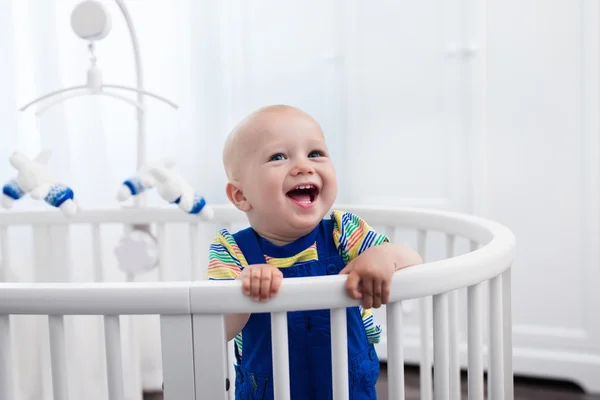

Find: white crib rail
<box><xmin>0</xmin><ymin>282</ymin><xmax>195</xmax><ymax>400</ymax></box>
<box><xmin>187</xmin><ymin>206</ymin><xmax>515</xmax><ymax>400</ymax></box>
<box><xmin>0</xmin><ymin>205</ymin><xmax>516</xmax><ymax>400</ymax></box>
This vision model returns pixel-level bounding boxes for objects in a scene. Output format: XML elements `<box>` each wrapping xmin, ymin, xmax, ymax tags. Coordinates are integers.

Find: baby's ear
<box><xmin>226</xmin><ymin>181</ymin><xmax>251</xmax><ymax>212</ymax></box>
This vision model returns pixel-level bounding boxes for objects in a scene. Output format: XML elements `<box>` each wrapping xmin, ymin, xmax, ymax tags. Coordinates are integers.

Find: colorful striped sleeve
<box><xmin>331</xmin><ymin>210</ymin><xmax>388</xmax><ymax>344</ymax></box>
<box><xmin>331</xmin><ymin>210</ymin><xmax>389</xmax><ymax>263</ymax></box>
<box><xmin>206</xmin><ymin>229</ymin><xmax>248</xmax><ymax>280</ymax></box>
<box><xmin>360</xmin><ymin>307</ymin><xmax>382</xmax><ymax>344</ymax></box>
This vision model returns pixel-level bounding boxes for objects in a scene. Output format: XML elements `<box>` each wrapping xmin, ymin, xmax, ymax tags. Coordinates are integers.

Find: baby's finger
<box><xmin>241</xmin><ymin>270</ymin><xmax>251</xmax><ymax>296</ymax></box>
<box><xmin>361</xmin><ymin>277</ymin><xmax>374</xmax><ymax>309</ymax></box>
<box><xmin>345</xmin><ymin>271</ymin><xmax>363</xmax><ymax>300</ymax></box>
<box><xmin>271</xmin><ymin>272</ymin><xmax>283</xmax><ymax>296</ymax></box>
<box><xmin>250</xmin><ymin>268</ymin><xmax>262</xmax><ymax>301</ymax></box>
<box><xmin>372</xmin><ymin>280</ymin><xmax>383</xmax><ymax>308</ymax></box>
<box><xmin>259</xmin><ymin>270</ymin><xmax>272</xmax><ymax>302</ymax></box>
<box><xmin>382</xmin><ymin>279</ymin><xmax>391</xmax><ymax>305</ymax></box>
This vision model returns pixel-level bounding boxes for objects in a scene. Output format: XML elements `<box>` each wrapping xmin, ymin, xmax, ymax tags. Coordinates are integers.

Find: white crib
<box><xmin>0</xmin><ymin>205</ymin><xmax>516</xmax><ymax>400</ymax></box>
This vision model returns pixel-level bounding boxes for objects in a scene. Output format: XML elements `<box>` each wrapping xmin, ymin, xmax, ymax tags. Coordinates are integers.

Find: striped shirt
<box><xmin>207</xmin><ymin>210</ymin><xmax>388</xmax><ymax>356</ymax></box>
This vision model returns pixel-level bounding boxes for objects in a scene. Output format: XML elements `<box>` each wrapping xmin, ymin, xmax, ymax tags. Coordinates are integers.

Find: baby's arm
<box><xmin>225</xmin><ymin>313</ymin><xmax>250</xmax><ymax>342</ymax></box>
<box><xmin>226</xmin><ymin>265</ymin><xmax>284</xmax><ymax>340</ymax></box>
<box><xmin>207</xmin><ymin>230</ymin><xmax>250</xmax><ymax>341</ymax></box>
<box><xmin>332</xmin><ymin>210</ymin><xmax>423</xmax><ymax>309</ymax></box>
<box><xmin>341</xmin><ymin>242</ymin><xmax>422</xmax><ymax>309</ymax></box>
<box><xmin>384</xmin><ymin>242</ymin><xmax>423</xmax><ymax>271</ymax></box>
<box><xmin>224</xmin><ymin>264</ymin><xmax>283</xmax><ymax>340</ymax></box>
<box><xmin>207</xmin><ymin>231</ymin><xmax>284</xmax><ymax>340</ymax></box>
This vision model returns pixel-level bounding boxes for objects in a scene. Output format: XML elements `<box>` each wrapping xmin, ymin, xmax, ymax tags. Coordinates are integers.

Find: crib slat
<box><xmin>49</xmin><ymin>315</ymin><xmax>69</xmax><ymax>400</ymax></box>
<box><xmin>189</xmin><ymin>222</ymin><xmax>201</xmax><ymax>281</ymax></box>
<box><xmin>0</xmin><ymin>227</ymin><xmax>9</xmax><ymax>282</ymax></box>
<box><xmin>433</xmin><ymin>293</ymin><xmax>450</xmax><ymax>400</ymax></box>
<box><xmin>92</xmin><ymin>224</ymin><xmax>104</xmax><ymax>282</ymax></box>
<box><xmin>104</xmin><ymin>315</ymin><xmax>124</xmax><ymax>400</ymax></box>
<box><xmin>271</xmin><ymin>312</ymin><xmax>291</xmax><ymax>400</ymax></box>
<box><xmin>50</xmin><ymin>225</ymin><xmax>71</xmax><ymax>281</ymax></box>
<box><xmin>418</xmin><ymin>229</ymin><xmax>428</xmax><ymax>258</ymax></box>
<box><xmin>489</xmin><ymin>275</ymin><xmax>505</xmax><ymax>400</ymax></box>
<box><xmin>331</xmin><ymin>307</ymin><xmax>349</xmax><ymax>399</ymax></box>
<box><xmin>417</xmin><ymin>229</ymin><xmax>433</xmax><ymax>400</ymax></box>
<box><xmin>385</xmin><ymin>226</ymin><xmax>406</xmax><ymax>399</ymax></box>
<box><xmin>193</xmin><ymin>314</ymin><xmax>228</xmax><ymax>400</ymax></box>
<box><xmin>470</xmin><ymin>240</ymin><xmax>479</xmax><ymax>252</ymax></box>
<box><xmin>448</xmin><ymin>290</ymin><xmax>460</xmax><ymax>400</ymax></box>
<box><xmin>502</xmin><ymin>268</ymin><xmax>514</xmax><ymax>399</ymax></box>
<box><xmin>0</xmin><ymin>315</ymin><xmax>13</xmax><ymax>399</ymax></box>
<box><xmin>445</xmin><ymin>234</ymin><xmax>455</xmax><ymax>258</ymax></box>
<box><xmin>215</xmin><ymin>217</ymin><xmax>236</xmax><ymax>398</ymax></box>
<box><xmin>227</xmin><ymin>340</ymin><xmax>236</xmax><ymax>400</ymax></box>
<box><xmin>419</xmin><ymin>302</ymin><xmax>433</xmax><ymax>400</ymax></box>
<box><xmin>467</xmin><ymin>283</ymin><xmax>484</xmax><ymax>400</ymax></box>
<box><xmin>160</xmin><ymin>315</ymin><xmax>196</xmax><ymax>400</ymax></box>
<box><xmin>386</xmin><ymin>301</ymin><xmax>405</xmax><ymax>400</ymax></box>
<box><xmin>418</xmin><ymin>296</ymin><xmax>433</xmax><ymax>400</ymax></box>
<box><xmin>157</xmin><ymin>223</ymin><xmax>168</xmax><ymax>281</ymax></box>
<box><xmin>445</xmin><ymin>234</ymin><xmax>461</xmax><ymax>400</ymax></box>
<box><xmin>33</xmin><ymin>225</ymin><xmax>53</xmax><ymax>282</ymax></box>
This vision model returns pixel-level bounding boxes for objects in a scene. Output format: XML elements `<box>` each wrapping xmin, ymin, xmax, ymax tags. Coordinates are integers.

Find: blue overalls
<box><xmin>232</xmin><ymin>218</ymin><xmax>380</xmax><ymax>399</ymax></box>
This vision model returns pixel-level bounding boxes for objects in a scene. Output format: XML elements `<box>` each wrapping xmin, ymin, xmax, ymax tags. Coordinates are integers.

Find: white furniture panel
<box><xmin>342</xmin><ymin>0</ymin><xmax>600</xmax><ymax>393</ymax></box>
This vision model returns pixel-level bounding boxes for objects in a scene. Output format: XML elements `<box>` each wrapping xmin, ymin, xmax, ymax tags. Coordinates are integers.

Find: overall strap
<box><xmin>317</xmin><ymin>218</ymin><xmax>342</xmax><ymax>260</ymax></box>
<box><xmin>232</xmin><ymin>227</ymin><xmax>267</xmax><ymax>266</ymax></box>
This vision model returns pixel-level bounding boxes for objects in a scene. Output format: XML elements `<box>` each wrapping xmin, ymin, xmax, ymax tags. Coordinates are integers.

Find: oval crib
<box><xmin>0</xmin><ymin>205</ymin><xmax>516</xmax><ymax>400</ymax></box>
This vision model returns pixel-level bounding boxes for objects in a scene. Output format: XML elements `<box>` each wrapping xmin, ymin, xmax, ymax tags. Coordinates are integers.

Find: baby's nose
<box><xmin>292</xmin><ymin>160</ymin><xmax>314</xmax><ymax>174</ymax></box>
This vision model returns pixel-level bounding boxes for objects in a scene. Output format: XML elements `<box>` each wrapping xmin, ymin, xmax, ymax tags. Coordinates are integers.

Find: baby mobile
<box><xmin>0</xmin><ymin>0</ymin><xmax>213</xmax><ymax>276</ymax></box>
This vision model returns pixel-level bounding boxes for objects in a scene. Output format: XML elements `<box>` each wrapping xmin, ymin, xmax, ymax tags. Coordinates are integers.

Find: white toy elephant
<box><xmin>1</xmin><ymin>150</ymin><xmax>78</xmax><ymax>216</ymax></box>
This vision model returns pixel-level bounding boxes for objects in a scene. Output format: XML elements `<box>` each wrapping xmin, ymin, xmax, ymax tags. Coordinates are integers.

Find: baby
<box><xmin>207</xmin><ymin>105</ymin><xmax>422</xmax><ymax>399</ymax></box>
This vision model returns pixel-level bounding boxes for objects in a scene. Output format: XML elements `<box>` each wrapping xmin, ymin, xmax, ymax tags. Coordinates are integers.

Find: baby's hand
<box><xmin>238</xmin><ymin>264</ymin><xmax>283</xmax><ymax>302</ymax></box>
<box><xmin>339</xmin><ymin>246</ymin><xmax>396</xmax><ymax>309</ymax></box>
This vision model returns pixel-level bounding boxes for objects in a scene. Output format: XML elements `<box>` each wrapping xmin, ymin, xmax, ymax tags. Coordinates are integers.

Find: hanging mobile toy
<box><xmin>147</xmin><ymin>163</ymin><xmax>214</xmax><ymax>220</ymax></box>
<box><xmin>19</xmin><ymin>0</ymin><xmax>178</xmax><ymax>116</ymax></box>
<box><xmin>1</xmin><ymin>150</ymin><xmax>78</xmax><ymax>216</ymax></box>
<box><xmin>115</xmin><ymin>157</ymin><xmax>176</xmax><ymax>201</ymax></box>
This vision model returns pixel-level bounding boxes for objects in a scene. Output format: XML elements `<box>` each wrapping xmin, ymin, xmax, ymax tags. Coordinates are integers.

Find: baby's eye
<box><xmin>269</xmin><ymin>153</ymin><xmax>286</xmax><ymax>161</ymax></box>
<box><xmin>308</xmin><ymin>150</ymin><xmax>325</xmax><ymax>158</ymax></box>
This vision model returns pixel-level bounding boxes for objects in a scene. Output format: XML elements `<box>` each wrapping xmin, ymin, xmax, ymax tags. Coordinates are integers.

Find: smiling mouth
<box><xmin>286</xmin><ymin>184</ymin><xmax>319</xmax><ymax>205</ymax></box>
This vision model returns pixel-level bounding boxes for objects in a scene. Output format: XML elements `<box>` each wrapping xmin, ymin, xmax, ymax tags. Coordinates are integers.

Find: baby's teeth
<box><xmin>294</xmin><ymin>185</ymin><xmax>315</xmax><ymax>190</ymax></box>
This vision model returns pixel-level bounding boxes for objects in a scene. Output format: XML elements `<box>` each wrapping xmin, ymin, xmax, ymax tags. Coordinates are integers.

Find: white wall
<box><xmin>482</xmin><ymin>0</ymin><xmax>600</xmax><ymax>391</ymax></box>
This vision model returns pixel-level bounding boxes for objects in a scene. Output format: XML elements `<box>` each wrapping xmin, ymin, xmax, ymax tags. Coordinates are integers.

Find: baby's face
<box><xmin>238</xmin><ymin>111</ymin><xmax>337</xmax><ymax>240</ymax></box>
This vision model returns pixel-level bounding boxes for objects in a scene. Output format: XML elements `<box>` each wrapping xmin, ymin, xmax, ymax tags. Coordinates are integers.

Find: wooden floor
<box><xmin>145</xmin><ymin>364</ymin><xmax>600</xmax><ymax>399</ymax></box>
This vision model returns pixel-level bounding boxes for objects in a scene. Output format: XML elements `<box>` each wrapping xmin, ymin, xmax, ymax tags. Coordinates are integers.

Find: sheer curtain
<box><xmin>0</xmin><ymin>1</ymin><xmax>352</xmax><ymax>398</ymax></box>
<box><xmin>0</xmin><ymin>0</ymin><xmax>350</xmax><ymax>206</ymax></box>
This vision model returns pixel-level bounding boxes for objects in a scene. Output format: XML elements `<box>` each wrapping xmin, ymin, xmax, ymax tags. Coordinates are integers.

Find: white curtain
<box><xmin>0</xmin><ymin>1</ymin><xmax>355</xmax><ymax>399</ymax></box>
<box><xmin>0</xmin><ymin>0</ymin><xmax>351</xmax><ymax>205</ymax></box>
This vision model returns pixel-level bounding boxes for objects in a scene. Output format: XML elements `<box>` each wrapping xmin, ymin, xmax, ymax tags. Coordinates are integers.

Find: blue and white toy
<box><xmin>117</xmin><ymin>158</ymin><xmax>214</xmax><ymax>220</ymax></box>
<box><xmin>1</xmin><ymin>150</ymin><xmax>78</xmax><ymax>216</ymax></box>
<box><xmin>116</xmin><ymin>157</ymin><xmax>176</xmax><ymax>201</ymax></box>
<box><xmin>147</xmin><ymin>166</ymin><xmax>213</xmax><ymax>220</ymax></box>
